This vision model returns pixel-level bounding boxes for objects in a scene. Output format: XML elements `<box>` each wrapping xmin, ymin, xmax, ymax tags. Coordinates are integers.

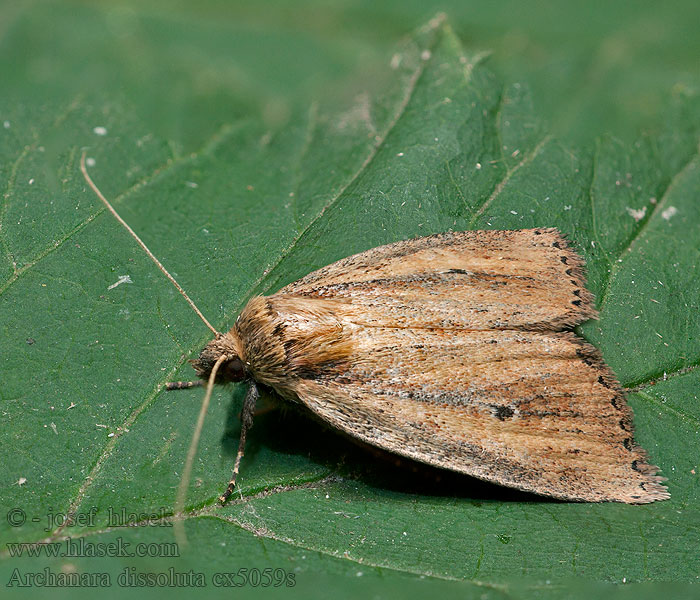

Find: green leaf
<box><xmin>2</xmin><ymin>11</ymin><xmax>700</xmax><ymax>599</ymax></box>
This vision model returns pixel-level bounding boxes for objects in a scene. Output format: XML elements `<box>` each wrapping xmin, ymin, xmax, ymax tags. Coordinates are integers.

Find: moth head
<box><xmin>190</xmin><ymin>333</ymin><xmax>247</xmax><ymax>383</ymax></box>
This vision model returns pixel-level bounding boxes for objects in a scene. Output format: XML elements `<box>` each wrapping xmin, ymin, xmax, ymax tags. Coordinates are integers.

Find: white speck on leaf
<box><xmin>93</xmin><ymin>126</ymin><xmax>108</xmax><ymax>136</ymax></box>
<box><xmin>185</xmin><ymin>181</ymin><xmax>198</xmax><ymax>188</ymax></box>
<box><xmin>661</xmin><ymin>206</ymin><xmax>678</xmax><ymax>220</ymax></box>
<box><xmin>626</xmin><ymin>206</ymin><xmax>646</xmax><ymax>222</ymax></box>
<box><xmin>421</xmin><ymin>49</ymin><xmax>431</xmax><ymax>60</ymax></box>
<box><xmin>336</xmin><ymin>93</ymin><xmax>375</xmax><ymax>133</ymax></box>
<box><xmin>3</xmin><ymin>120</ymin><xmax>10</xmax><ymax>128</ymax></box>
<box><xmin>564</xmin><ymin>205</ymin><xmax>572</xmax><ymax>211</ymax></box>
<box><xmin>86</xmin><ymin>157</ymin><xmax>96</xmax><ymax>167</ymax></box>
<box><xmin>475</xmin><ymin>163</ymin><xmax>482</xmax><ymax>170</ymax></box>
<box><xmin>108</xmin><ymin>275</ymin><xmax>133</xmax><ymax>290</ymax></box>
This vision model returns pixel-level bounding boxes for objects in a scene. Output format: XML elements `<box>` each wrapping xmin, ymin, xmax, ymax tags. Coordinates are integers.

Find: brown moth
<box><xmin>81</xmin><ymin>154</ymin><xmax>669</xmax><ymax>509</ymax></box>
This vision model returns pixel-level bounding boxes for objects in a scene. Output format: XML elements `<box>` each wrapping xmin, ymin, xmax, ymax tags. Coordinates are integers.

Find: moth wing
<box><xmin>280</xmin><ymin>228</ymin><xmax>594</xmax><ymax>331</ymax></box>
<box><xmin>290</xmin><ymin>326</ymin><xmax>668</xmax><ymax>503</ymax></box>
<box><xmin>263</xmin><ymin>229</ymin><xmax>666</xmax><ymax>502</ymax></box>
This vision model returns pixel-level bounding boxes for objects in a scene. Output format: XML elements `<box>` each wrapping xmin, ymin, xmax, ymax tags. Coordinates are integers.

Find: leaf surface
<box><xmin>2</xmin><ymin>10</ymin><xmax>700</xmax><ymax>598</ymax></box>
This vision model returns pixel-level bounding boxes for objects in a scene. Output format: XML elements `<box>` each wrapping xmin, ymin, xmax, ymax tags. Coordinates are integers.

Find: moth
<box><xmin>81</xmin><ymin>154</ymin><xmax>669</xmax><ymax>510</ymax></box>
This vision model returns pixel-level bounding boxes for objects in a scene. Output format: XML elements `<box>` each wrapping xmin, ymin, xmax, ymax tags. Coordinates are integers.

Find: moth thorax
<box><xmin>190</xmin><ymin>332</ymin><xmax>246</xmax><ymax>383</ymax></box>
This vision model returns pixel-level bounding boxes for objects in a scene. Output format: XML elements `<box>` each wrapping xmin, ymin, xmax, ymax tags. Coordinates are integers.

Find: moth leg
<box><xmin>219</xmin><ymin>382</ymin><xmax>259</xmax><ymax>504</ymax></box>
<box><xmin>250</xmin><ymin>395</ymin><xmax>280</xmax><ymax>419</ymax></box>
<box><xmin>165</xmin><ymin>380</ymin><xmax>204</xmax><ymax>390</ymax></box>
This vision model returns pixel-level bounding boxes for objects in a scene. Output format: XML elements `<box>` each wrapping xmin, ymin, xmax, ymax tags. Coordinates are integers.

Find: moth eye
<box><xmin>220</xmin><ymin>357</ymin><xmax>246</xmax><ymax>382</ymax></box>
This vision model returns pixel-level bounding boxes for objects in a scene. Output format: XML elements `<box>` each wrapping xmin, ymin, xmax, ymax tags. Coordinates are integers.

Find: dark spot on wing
<box><xmin>493</xmin><ymin>405</ymin><xmax>515</xmax><ymax>421</ymax></box>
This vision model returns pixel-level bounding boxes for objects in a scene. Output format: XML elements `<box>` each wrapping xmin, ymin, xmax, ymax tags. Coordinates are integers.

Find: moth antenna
<box><xmin>219</xmin><ymin>382</ymin><xmax>259</xmax><ymax>504</ymax></box>
<box><xmin>80</xmin><ymin>151</ymin><xmax>220</xmax><ymax>336</ymax></box>
<box><xmin>174</xmin><ymin>353</ymin><xmax>228</xmax><ymax>546</ymax></box>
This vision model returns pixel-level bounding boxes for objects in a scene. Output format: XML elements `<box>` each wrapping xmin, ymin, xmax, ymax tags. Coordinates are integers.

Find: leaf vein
<box><xmin>208</xmin><ymin>513</ymin><xmax>506</xmax><ymax>586</ymax></box>
<box><xmin>634</xmin><ymin>389</ymin><xmax>700</xmax><ymax>429</ymax></box>
<box><xmin>470</xmin><ymin>134</ymin><xmax>552</xmax><ymax>225</ymax></box>
<box><xmin>625</xmin><ymin>361</ymin><xmax>700</xmax><ymax>394</ymax></box>
<box><xmin>53</xmin><ymin>357</ymin><xmax>190</xmax><ymax>537</ymax></box>
<box><xmin>249</xmin><ymin>24</ymin><xmax>446</xmax><ymax>297</ymax></box>
<box><xmin>598</xmin><ymin>143</ymin><xmax>700</xmax><ymax>307</ymax></box>
<box><xmin>0</xmin><ymin>121</ymin><xmax>245</xmax><ymax>296</ymax></box>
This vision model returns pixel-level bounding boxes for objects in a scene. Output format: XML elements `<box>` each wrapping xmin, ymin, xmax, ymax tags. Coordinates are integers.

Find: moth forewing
<box><xmin>82</xmin><ymin>155</ymin><xmax>668</xmax><ymax>506</ymax></box>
